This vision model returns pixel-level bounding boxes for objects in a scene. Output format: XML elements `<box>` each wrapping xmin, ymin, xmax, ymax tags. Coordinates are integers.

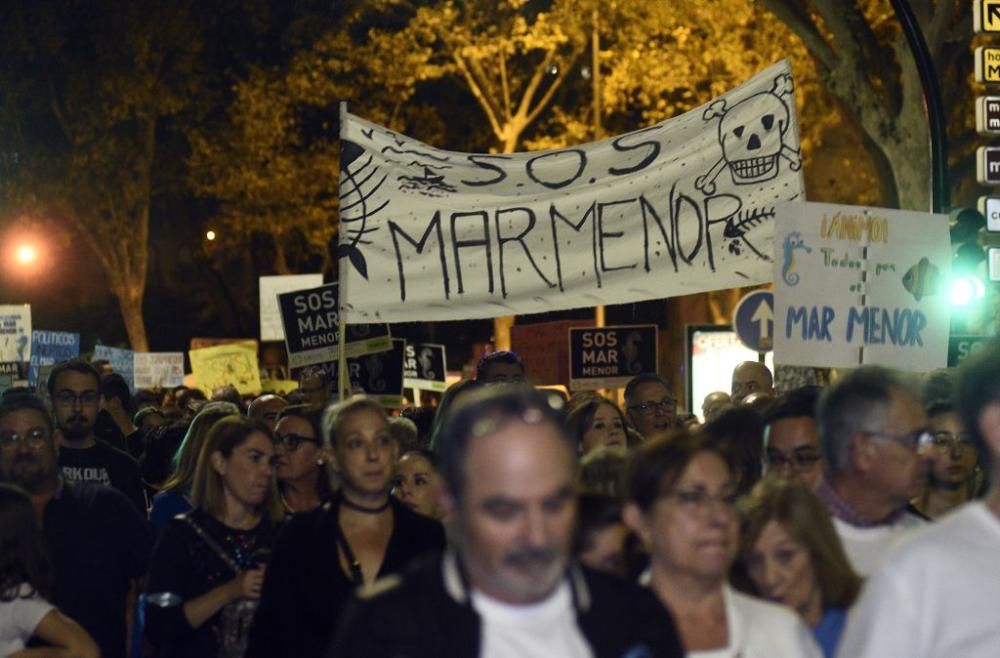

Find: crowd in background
<box><xmin>0</xmin><ymin>344</ymin><xmax>995</xmax><ymax>658</ymax></box>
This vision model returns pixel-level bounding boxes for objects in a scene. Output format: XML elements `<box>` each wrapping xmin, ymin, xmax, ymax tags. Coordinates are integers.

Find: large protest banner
<box><xmin>773</xmin><ymin>202</ymin><xmax>951</xmax><ymax>372</ymax></box>
<box><xmin>338</xmin><ymin>61</ymin><xmax>803</xmax><ymax>322</ymax></box>
<box><xmin>134</xmin><ymin>352</ymin><xmax>185</xmax><ymax>389</ymax></box>
<box><xmin>277</xmin><ymin>283</ymin><xmax>392</xmax><ymax>368</ymax></box>
<box><xmin>94</xmin><ymin>345</ymin><xmax>135</xmax><ymax>390</ymax></box>
<box><xmin>29</xmin><ymin>331</ymin><xmax>80</xmax><ymax>386</ymax></box>
<box><xmin>259</xmin><ymin>274</ymin><xmax>323</xmax><ymax>341</ymax></box>
<box><xmin>189</xmin><ymin>341</ymin><xmax>262</xmax><ymax>394</ymax></box>
<box><xmin>0</xmin><ymin>305</ymin><xmax>31</xmax><ymax>363</ymax></box>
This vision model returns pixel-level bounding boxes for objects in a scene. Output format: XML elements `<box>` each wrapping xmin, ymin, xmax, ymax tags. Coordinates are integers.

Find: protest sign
<box><xmin>569</xmin><ymin>325</ymin><xmax>658</xmax><ymax>391</ymax></box>
<box><xmin>773</xmin><ymin>202</ymin><xmax>950</xmax><ymax>371</ymax></box>
<box><xmin>300</xmin><ymin>339</ymin><xmax>406</xmax><ymax>409</ymax></box>
<box><xmin>259</xmin><ymin>274</ymin><xmax>323</xmax><ymax>341</ymax></box>
<box><xmin>0</xmin><ymin>305</ymin><xmax>31</xmax><ymax>363</ymax></box>
<box><xmin>93</xmin><ymin>345</ymin><xmax>135</xmax><ymax>390</ymax></box>
<box><xmin>277</xmin><ymin>283</ymin><xmax>391</xmax><ymax>368</ymax></box>
<box><xmin>189</xmin><ymin>341</ymin><xmax>262</xmax><ymax>395</ymax></box>
<box><xmin>403</xmin><ymin>342</ymin><xmax>447</xmax><ymax>391</ymax></box>
<box><xmin>338</xmin><ymin>61</ymin><xmax>803</xmax><ymax>322</ymax></box>
<box><xmin>28</xmin><ymin>331</ymin><xmax>80</xmax><ymax>386</ymax></box>
<box><xmin>133</xmin><ymin>353</ymin><xmax>185</xmax><ymax>389</ymax></box>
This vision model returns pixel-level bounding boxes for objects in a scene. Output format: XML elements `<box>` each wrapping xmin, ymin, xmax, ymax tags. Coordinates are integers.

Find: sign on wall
<box><xmin>773</xmin><ymin>202</ymin><xmax>951</xmax><ymax>371</ymax></box>
<box><xmin>338</xmin><ymin>61</ymin><xmax>804</xmax><ymax>322</ymax></box>
<box><xmin>569</xmin><ymin>325</ymin><xmax>658</xmax><ymax>391</ymax></box>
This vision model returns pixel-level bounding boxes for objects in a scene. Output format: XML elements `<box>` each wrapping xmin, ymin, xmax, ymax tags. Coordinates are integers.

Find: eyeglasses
<box><xmin>929</xmin><ymin>431</ymin><xmax>975</xmax><ymax>451</ymax></box>
<box><xmin>661</xmin><ymin>487</ymin><xmax>739</xmax><ymax>513</ymax></box>
<box><xmin>861</xmin><ymin>427</ymin><xmax>933</xmax><ymax>452</ymax></box>
<box><xmin>628</xmin><ymin>398</ymin><xmax>676</xmax><ymax>415</ymax></box>
<box><xmin>0</xmin><ymin>427</ymin><xmax>49</xmax><ymax>450</ymax></box>
<box><xmin>765</xmin><ymin>447</ymin><xmax>822</xmax><ymax>471</ymax></box>
<box><xmin>53</xmin><ymin>391</ymin><xmax>100</xmax><ymax>408</ymax></box>
<box><xmin>275</xmin><ymin>433</ymin><xmax>320</xmax><ymax>451</ymax></box>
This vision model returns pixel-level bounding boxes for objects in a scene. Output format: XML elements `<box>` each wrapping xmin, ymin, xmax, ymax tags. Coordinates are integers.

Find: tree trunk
<box><xmin>116</xmin><ymin>287</ymin><xmax>149</xmax><ymax>352</ymax></box>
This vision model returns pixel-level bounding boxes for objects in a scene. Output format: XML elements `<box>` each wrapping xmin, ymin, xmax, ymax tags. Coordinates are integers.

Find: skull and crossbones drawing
<box><xmin>695</xmin><ymin>73</ymin><xmax>801</xmax><ymax>195</ymax></box>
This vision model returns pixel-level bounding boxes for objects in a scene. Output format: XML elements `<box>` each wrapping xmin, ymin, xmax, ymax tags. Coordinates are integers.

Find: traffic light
<box><xmin>948</xmin><ymin>208</ymin><xmax>987</xmax><ymax>309</ymax></box>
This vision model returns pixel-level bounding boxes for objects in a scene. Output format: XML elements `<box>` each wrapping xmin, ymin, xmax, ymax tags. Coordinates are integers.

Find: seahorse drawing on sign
<box><xmin>781</xmin><ymin>231</ymin><xmax>812</xmax><ymax>286</ymax></box>
<box><xmin>695</xmin><ymin>73</ymin><xmax>801</xmax><ymax>196</ymax></box>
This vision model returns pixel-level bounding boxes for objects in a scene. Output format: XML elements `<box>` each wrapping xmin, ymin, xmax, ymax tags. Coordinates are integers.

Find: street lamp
<box><xmin>15</xmin><ymin>244</ymin><xmax>36</xmax><ymax>264</ymax></box>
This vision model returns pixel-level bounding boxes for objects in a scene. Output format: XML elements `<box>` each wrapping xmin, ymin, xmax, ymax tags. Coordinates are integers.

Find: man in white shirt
<box><xmin>837</xmin><ymin>340</ymin><xmax>1000</xmax><ymax>658</ymax></box>
<box><xmin>329</xmin><ymin>386</ymin><xmax>685</xmax><ymax>658</ymax></box>
<box><xmin>814</xmin><ymin>366</ymin><xmax>931</xmax><ymax>576</ymax></box>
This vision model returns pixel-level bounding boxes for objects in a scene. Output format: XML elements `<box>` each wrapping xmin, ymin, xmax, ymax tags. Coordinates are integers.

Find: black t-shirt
<box><xmin>58</xmin><ymin>439</ymin><xmax>147</xmax><ymax>512</ymax></box>
<box><xmin>43</xmin><ymin>481</ymin><xmax>152</xmax><ymax>658</ymax></box>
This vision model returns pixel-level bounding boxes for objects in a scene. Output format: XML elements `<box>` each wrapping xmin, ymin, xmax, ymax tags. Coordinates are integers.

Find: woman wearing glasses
<box><xmin>273</xmin><ymin>405</ymin><xmax>331</xmax><ymax>514</ymax></box>
<box><xmin>913</xmin><ymin>400</ymin><xmax>980</xmax><ymax>519</ymax></box>
<box><xmin>246</xmin><ymin>397</ymin><xmax>445</xmax><ymax>658</ymax></box>
<box><xmin>624</xmin><ymin>431</ymin><xmax>822</xmax><ymax>657</ymax></box>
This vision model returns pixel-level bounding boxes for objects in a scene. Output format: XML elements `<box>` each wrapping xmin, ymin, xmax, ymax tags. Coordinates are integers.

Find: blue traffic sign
<box><xmin>733</xmin><ymin>291</ymin><xmax>774</xmax><ymax>352</ymax></box>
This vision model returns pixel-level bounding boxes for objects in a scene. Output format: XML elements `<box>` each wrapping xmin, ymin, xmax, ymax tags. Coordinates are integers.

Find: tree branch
<box><xmin>759</xmin><ymin>0</ymin><xmax>838</xmax><ymax>72</ymax></box>
<box><xmin>525</xmin><ymin>51</ymin><xmax>578</xmax><ymax>127</ymax></box>
<box><xmin>498</xmin><ymin>43</ymin><xmax>512</xmax><ymax>120</ymax></box>
<box><xmin>450</xmin><ymin>48</ymin><xmax>505</xmax><ymax>142</ymax></box>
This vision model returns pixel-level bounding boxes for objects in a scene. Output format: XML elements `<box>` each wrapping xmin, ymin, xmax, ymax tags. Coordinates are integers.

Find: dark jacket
<box><xmin>246</xmin><ymin>494</ymin><xmax>445</xmax><ymax>658</ymax></box>
<box><xmin>328</xmin><ymin>549</ymin><xmax>686</xmax><ymax>658</ymax></box>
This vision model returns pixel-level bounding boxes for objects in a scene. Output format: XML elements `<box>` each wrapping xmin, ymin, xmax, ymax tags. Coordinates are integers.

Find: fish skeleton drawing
<box><xmin>902</xmin><ymin>257</ymin><xmax>941</xmax><ymax>302</ymax></box>
<box><xmin>781</xmin><ymin>232</ymin><xmax>811</xmax><ymax>286</ymax></box>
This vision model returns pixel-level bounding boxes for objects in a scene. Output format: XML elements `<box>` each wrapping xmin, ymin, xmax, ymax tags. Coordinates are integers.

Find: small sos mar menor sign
<box><xmin>569</xmin><ymin>325</ymin><xmax>657</xmax><ymax>391</ymax></box>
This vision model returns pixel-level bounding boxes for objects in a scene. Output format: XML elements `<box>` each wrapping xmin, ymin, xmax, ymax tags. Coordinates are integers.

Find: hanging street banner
<box><xmin>403</xmin><ymin>342</ymin><xmax>447</xmax><ymax>391</ymax></box>
<box><xmin>277</xmin><ymin>282</ymin><xmax>392</xmax><ymax>368</ymax></box>
<box><xmin>189</xmin><ymin>341</ymin><xmax>262</xmax><ymax>395</ymax></box>
<box><xmin>93</xmin><ymin>345</ymin><xmax>135</xmax><ymax>391</ymax></box>
<box><xmin>134</xmin><ymin>352</ymin><xmax>186</xmax><ymax>389</ymax></box>
<box><xmin>0</xmin><ymin>305</ymin><xmax>31</xmax><ymax>363</ymax></box>
<box><xmin>338</xmin><ymin>61</ymin><xmax>804</xmax><ymax>322</ymax></box>
<box><xmin>773</xmin><ymin>202</ymin><xmax>951</xmax><ymax>372</ymax></box>
<box><xmin>28</xmin><ymin>331</ymin><xmax>80</xmax><ymax>386</ymax></box>
<box><xmin>259</xmin><ymin>274</ymin><xmax>324</xmax><ymax>341</ymax></box>
<box><xmin>569</xmin><ymin>325</ymin><xmax>658</xmax><ymax>391</ymax></box>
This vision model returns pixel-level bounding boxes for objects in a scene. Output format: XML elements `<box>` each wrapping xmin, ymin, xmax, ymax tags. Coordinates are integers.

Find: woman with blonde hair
<box><xmin>145</xmin><ymin>416</ymin><xmax>281</xmax><ymax>658</ymax></box>
<box><xmin>738</xmin><ymin>477</ymin><xmax>862</xmax><ymax>658</ymax></box>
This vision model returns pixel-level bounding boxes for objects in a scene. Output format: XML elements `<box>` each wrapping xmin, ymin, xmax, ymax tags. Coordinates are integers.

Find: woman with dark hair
<box><xmin>144</xmin><ymin>417</ymin><xmax>281</xmax><ymax>658</ymax></box>
<box><xmin>624</xmin><ymin>431</ymin><xmax>821</xmax><ymax>657</ymax></box>
<box><xmin>273</xmin><ymin>404</ymin><xmax>331</xmax><ymax>514</ymax></box>
<box><xmin>702</xmin><ymin>406</ymin><xmax>766</xmax><ymax>496</ymax></box>
<box><xmin>392</xmin><ymin>448</ymin><xmax>444</xmax><ymax>520</ymax></box>
<box><xmin>739</xmin><ymin>478</ymin><xmax>862</xmax><ymax>658</ymax></box>
<box><xmin>565</xmin><ymin>397</ymin><xmax>630</xmax><ymax>455</ymax></box>
<box><xmin>246</xmin><ymin>396</ymin><xmax>445</xmax><ymax>658</ymax></box>
<box><xmin>574</xmin><ymin>493</ymin><xmax>629</xmax><ymax>577</ymax></box>
<box><xmin>0</xmin><ymin>483</ymin><xmax>99</xmax><ymax>657</ymax></box>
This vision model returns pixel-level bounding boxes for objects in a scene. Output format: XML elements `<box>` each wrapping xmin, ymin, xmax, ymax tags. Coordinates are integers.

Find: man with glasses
<box><xmin>47</xmin><ymin>359</ymin><xmax>145</xmax><ymax>512</ymax></box>
<box><xmin>815</xmin><ymin>366</ymin><xmax>930</xmax><ymax>576</ymax></box>
<box><xmin>762</xmin><ymin>386</ymin><xmax>823</xmax><ymax>489</ymax></box>
<box><xmin>624</xmin><ymin>372</ymin><xmax>677</xmax><ymax>439</ymax></box>
<box><xmin>0</xmin><ymin>390</ymin><xmax>150</xmax><ymax>658</ymax></box>
<box><xmin>838</xmin><ymin>340</ymin><xmax>1000</xmax><ymax>658</ymax></box>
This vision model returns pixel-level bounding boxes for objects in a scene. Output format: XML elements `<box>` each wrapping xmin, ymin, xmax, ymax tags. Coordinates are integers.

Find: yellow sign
<box><xmin>976</xmin><ymin>47</ymin><xmax>1000</xmax><ymax>83</ymax></box>
<box><xmin>975</xmin><ymin>0</ymin><xmax>1000</xmax><ymax>33</ymax></box>
<box><xmin>189</xmin><ymin>341</ymin><xmax>262</xmax><ymax>395</ymax></box>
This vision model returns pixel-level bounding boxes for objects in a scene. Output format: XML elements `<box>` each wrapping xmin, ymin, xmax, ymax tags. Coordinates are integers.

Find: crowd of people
<box><xmin>0</xmin><ymin>344</ymin><xmax>997</xmax><ymax>657</ymax></box>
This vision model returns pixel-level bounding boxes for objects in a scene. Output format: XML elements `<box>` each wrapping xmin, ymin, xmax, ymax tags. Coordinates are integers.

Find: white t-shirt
<box><xmin>471</xmin><ymin>582</ymin><xmax>593</xmax><ymax>658</ymax></box>
<box><xmin>832</xmin><ymin>510</ymin><xmax>926</xmax><ymax>577</ymax></box>
<box><xmin>687</xmin><ymin>586</ymin><xmax>822</xmax><ymax>658</ymax></box>
<box><xmin>837</xmin><ymin>502</ymin><xmax>1000</xmax><ymax>658</ymax></box>
<box><xmin>0</xmin><ymin>584</ymin><xmax>54</xmax><ymax>656</ymax></box>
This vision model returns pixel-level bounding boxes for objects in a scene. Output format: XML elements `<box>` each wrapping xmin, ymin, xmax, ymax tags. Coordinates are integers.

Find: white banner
<box><xmin>134</xmin><ymin>352</ymin><xmax>185</xmax><ymax>389</ymax></box>
<box><xmin>338</xmin><ymin>61</ymin><xmax>804</xmax><ymax>322</ymax></box>
<box><xmin>259</xmin><ymin>274</ymin><xmax>323</xmax><ymax>341</ymax></box>
<box><xmin>773</xmin><ymin>202</ymin><xmax>951</xmax><ymax>372</ymax></box>
<box><xmin>0</xmin><ymin>305</ymin><xmax>31</xmax><ymax>362</ymax></box>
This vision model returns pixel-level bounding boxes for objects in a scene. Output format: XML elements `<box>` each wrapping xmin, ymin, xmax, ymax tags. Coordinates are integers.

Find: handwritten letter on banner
<box><xmin>773</xmin><ymin>202</ymin><xmax>950</xmax><ymax>372</ymax></box>
<box><xmin>338</xmin><ymin>61</ymin><xmax>804</xmax><ymax>322</ymax></box>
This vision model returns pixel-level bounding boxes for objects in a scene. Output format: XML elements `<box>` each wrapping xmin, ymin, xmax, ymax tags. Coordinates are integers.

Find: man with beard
<box><xmin>48</xmin><ymin>359</ymin><xmax>146</xmax><ymax>512</ymax></box>
<box><xmin>624</xmin><ymin>372</ymin><xmax>678</xmax><ymax>439</ymax></box>
<box><xmin>0</xmin><ymin>391</ymin><xmax>150</xmax><ymax>658</ymax></box>
<box><xmin>329</xmin><ymin>386</ymin><xmax>684</xmax><ymax>658</ymax></box>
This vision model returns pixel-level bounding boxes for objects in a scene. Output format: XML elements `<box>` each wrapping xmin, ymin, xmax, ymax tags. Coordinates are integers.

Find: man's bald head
<box><xmin>731</xmin><ymin>361</ymin><xmax>774</xmax><ymax>405</ymax></box>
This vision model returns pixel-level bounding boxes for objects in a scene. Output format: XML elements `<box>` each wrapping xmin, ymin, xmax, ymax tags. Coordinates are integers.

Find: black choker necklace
<box><xmin>340</xmin><ymin>495</ymin><xmax>391</xmax><ymax>514</ymax></box>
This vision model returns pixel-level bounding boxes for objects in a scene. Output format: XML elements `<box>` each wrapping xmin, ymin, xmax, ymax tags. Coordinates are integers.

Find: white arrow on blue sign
<box><xmin>733</xmin><ymin>291</ymin><xmax>774</xmax><ymax>353</ymax></box>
